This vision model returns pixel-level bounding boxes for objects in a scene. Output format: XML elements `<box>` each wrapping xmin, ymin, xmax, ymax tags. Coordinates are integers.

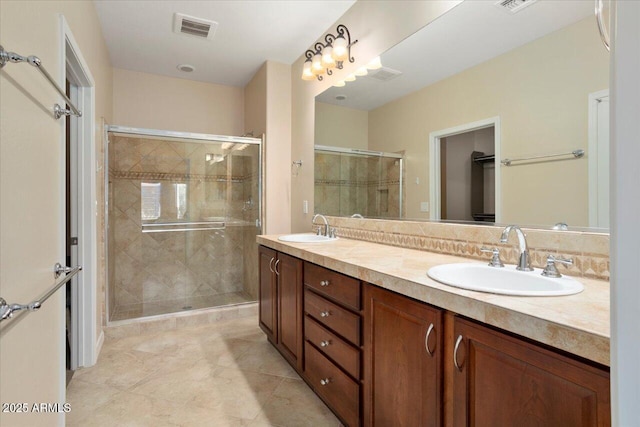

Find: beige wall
<box><xmin>369</xmin><ymin>17</ymin><xmax>609</xmax><ymax>225</ymax></box>
<box><xmin>0</xmin><ymin>1</ymin><xmax>112</xmax><ymax>425</ymax></box>
<box><xmin>265</xmin><ymin>61</ymin><xmax>292</xmax><ymax>234</ymax></box>
<box><xmin>245</xmin><ymin>63</ymin><xmax>267</xmax><ymax>137</ymax></box>
<box><xmin>290</xmin><ymin>1</ymin><xmax>462</xmax><ymax>232</ymax></box>
<box><xmin>315</xmin><ymin>102</ymin><xmax>368</xmax><ymax>149</ymax></box>
<box><xmin>113</xmin><ymin>68</ymin><xmax>244</xmax><ymax>135</ymax></box>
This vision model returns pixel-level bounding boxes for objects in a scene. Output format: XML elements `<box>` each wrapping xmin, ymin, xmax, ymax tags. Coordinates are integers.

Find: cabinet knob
<box><xmin>320</xmin><ymin>311</ymin><xmax>331</xmax><ymax>318</ymax></box>
<box><xmin>320</xmin><ymin>378</ymin><xmax>331</xmax><ymax>386</ymax></box>
<box><xmin>320</xmin><ymin>340</ymin><xmax>331</xmax><ymax>347</ymax></box>
<box><xmin>320</xmin><ymin>280</ymin><xmax>330</xmax><ymax>287</ymax></box>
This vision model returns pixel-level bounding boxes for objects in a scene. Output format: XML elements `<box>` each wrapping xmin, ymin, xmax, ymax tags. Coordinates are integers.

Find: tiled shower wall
<box><xmin>315</xmin><ymin>152</ymin><xmax>403</xmax><ymax>218</ymax></box>
<box><xmin>107</xmin><ymin>135</ymin><xmax>260</xmax><ymax>321</ymax></box>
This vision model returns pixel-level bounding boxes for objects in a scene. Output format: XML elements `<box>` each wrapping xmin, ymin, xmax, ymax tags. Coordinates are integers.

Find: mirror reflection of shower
<box><xmin>106</xmin><ymin>126</ymin><xmax>262</xmax><ymax>322</ymax></box>
<box><xmin>314</xmin><ymin>145</ymin><xmax>404</xmax><ymax>218</ymax></box>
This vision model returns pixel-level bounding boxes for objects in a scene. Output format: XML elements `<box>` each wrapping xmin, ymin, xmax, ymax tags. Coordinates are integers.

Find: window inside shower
<box><xmin>106</xmin><ymin>128</ymin><xmax>262</xmax><ymax>322</ymax></box>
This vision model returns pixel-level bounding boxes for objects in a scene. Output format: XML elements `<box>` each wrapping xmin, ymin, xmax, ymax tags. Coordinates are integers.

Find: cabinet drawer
<box><xmin>305</xmin><ymin>316</ymin><xmax>361</xmax><ymax>379</ymax></box>
<box><xmin>305</xmin><ymin>289</ymin><xmax>361</xmax><ymax>345</ymax></box>
<box><xmin>305</xmin><ymin>341</ymin><xmax>360</xmax><ymax>427</ymax></box>
<box><xmin>304</xmin><ymin>262</ymin><xmax>361</xmax><ymax>310</ymax></box>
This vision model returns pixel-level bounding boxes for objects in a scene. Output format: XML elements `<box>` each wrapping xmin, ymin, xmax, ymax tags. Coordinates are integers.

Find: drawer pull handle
<box><xmin>425</xmin><ymin>323</ymin><xmax>435</xmax><ymax>357</ymax></box>
<box><xmin>268</xmin><ymin>257</ymin><xmax>275</xmax><ymax>273</ymax></box>
<box><xmin>320</xmin><ymin>378</ymin><xmax>331</xmax><ymax>386</ymax></box>
<box><xmin>320</xmin><ymin>311</ymin><xmax>331</xmax><ymax>317</ymax></box>
<box><xmin>320</xmin><ymin>340</ymin><xmax>331</xmax><ymax>347</ymax></box>
<box><xmin>320</xmin><ymin>280</ymin><xmax>330</xmax><ymax>287</ymax></box>
<box><xmin>274</xmin><ymin>259</ymin><xmax>281</xmax><ymax>276</ymax></box>
<box><xmin>454</xmin><ymin>335</ymin><xmax>464</xmax><ymax>371</ymax></box>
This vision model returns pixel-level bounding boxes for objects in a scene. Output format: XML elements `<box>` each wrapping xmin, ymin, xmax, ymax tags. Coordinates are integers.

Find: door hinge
<box><xmin>70</xmin><ymin>237</ymin><xmax>78</xmax><ymax>246</ymax></box>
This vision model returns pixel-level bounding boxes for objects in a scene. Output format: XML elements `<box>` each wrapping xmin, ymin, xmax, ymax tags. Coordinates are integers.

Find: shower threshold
<box><xmin>110</xmin><ymin>291</ymin><xmax>255</xmax><ymax>322</ymax></box>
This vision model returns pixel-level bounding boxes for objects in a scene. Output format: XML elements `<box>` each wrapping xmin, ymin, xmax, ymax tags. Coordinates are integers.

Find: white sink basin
<box><xmin>278</xmin><ymin>234</ymin><xmax>338</xmax><ymax>243</ymax></box>
<box><xmin>427</xmin><ymin>263</ymin><xmax>584</xmax><ymax>296</ymax></box>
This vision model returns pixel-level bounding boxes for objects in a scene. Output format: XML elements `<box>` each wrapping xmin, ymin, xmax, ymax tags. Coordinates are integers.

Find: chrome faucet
<box><xmin>500</xmin><ymin>225</ymin><xmax>533</xmax><ymax>271</ymax></box>
<box><xmin>312</xmin><ymin>213</ymin><xmax>330</xmax><ymax>237</ymax></box>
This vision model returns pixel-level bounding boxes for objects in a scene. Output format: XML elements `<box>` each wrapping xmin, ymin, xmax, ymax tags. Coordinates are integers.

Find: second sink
<box><xmin>427</xmin><ymin>263</ymin><xmax>584</xmax><ymax>296</ymax></box>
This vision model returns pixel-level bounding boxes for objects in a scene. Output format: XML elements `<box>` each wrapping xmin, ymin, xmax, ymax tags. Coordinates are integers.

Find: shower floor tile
<box><xmin>67</xmin><ymin>315</ymin><xmax>342</xmax><ymax>426</ymax></box>
<box><xmin>110</xmin><ymin>291</ymin><xmax>255</xmax><ymax>321</ymax></box>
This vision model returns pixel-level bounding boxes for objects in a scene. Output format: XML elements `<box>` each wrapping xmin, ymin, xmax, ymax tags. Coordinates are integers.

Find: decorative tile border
<box><xmin>109</xmin><ymin>169</ymin><xmax>254</xmax><ymax>183</ymax></box>
<box><xmin>315</xmin><ymin>179</ymin><xmax>401</xmax><ymax>187</ymax></box>
<box><xmin>320</xmin><ymin>217</ymin><xmax>610</xmax><ymax>281</ymax></box>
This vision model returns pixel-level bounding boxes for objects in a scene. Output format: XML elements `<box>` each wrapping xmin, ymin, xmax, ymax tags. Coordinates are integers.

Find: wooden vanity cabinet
<box><xmin>258</xmin><ymin>246</ymin><xmax>303</xmax><ymax>370</ymax></box>
<box><xmin>303</xmin><ymin>261</ymin><xmax>362</xmax><ymax>427</ymax></box>
<box><xmin>451</xmin><ymin>316</ymin><xmax>611</xmax><ymax>427</ymax></box>
<box><xmin>363</xmin><ymin>284</ymin><xmax>443</xmax><ymax>427</ymax></box>
<box><xmin>259</xmin><ymin>245</ymin><xmax>611</xmax><ymax>427</ymax></box>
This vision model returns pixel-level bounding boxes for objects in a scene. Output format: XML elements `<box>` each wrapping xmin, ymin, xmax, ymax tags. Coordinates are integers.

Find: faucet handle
<box><xmin>541</xmin><ymin>254</ymin><xmax>573</xmax><ymax>278</ymax></box>
<box><xmin>480</xmin><ymin>247</ymin><xmax>504</xmax><ymax>268</ymax></box>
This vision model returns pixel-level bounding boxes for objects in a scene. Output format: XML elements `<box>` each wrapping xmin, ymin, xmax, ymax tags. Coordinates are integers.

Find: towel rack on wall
<box><xmin>501</xmin><ymin>149</ymin><xmax>585</xmax><ymax>166</ymax></box>
<box><xmin>0</xmin><ymin>264</ymin><xmax>82</xmax><ymax>322</ymax></box>
<box><xmin>0</xmin><ymin>45</ymin><xmax>82</xmax><ymax>119</ymax></box>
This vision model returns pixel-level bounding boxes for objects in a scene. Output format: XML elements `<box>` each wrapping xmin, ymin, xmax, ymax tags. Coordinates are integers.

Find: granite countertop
<box><xmin>257</xmin><ymin>234</ymin><xmax>610</xmax><ymax>366</ymax></box>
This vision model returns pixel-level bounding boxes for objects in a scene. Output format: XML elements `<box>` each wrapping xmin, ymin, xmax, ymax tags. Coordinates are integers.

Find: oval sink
<box><xmin>427</xmin><ymin>263</ymin><xmax>583</xmax><ymax>296</ymax></box>
<box><xmin>278</xmin><ymin>234</ymin><xmax>338</xmax><ymax>243</ymax></box>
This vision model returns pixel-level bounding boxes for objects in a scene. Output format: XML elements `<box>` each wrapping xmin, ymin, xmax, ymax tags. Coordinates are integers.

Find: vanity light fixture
<box><xmin>301</xmin><ymin>24</ymin><xmax>357</xmax><ymax>81</ymax></box>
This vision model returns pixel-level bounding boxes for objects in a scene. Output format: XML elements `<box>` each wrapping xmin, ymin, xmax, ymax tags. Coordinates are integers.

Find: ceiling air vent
<box><xmin>173</xmin><ymin>13</ymin><xmax>218</xmax><ymax>40</ymax></box>
<box><xmin>495</xmin><ymin>0</ymin><xmax>539</xmax><ymax>14</ymax></box>
<box><xmin>368</xmin><ymin>67</ymin><xmax>403</xmax><ymax>82</ymax></box>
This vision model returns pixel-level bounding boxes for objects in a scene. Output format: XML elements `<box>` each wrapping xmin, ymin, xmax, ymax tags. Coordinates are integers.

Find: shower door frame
<box><xmin>104</xmin><ymin>125</ymin><xmax>264</xmax><ymax>324</ymax></box>
<box><xmin>314</xmin><ymin>145</ymin><xmax>405</xmax><ymax>218</ymax></box>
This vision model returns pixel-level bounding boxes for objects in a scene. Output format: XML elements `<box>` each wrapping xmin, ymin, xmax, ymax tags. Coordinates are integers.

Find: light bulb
<box><xmin>332</xmin><ymin>36</ymin><xmax>348</xmax><ymax>61</ymax></box>
<box><xmin>311</xmin><ymin>52</ymin><xmax>324</xmax><ymax>75</ymax></box>
<box><xmin>344</xmin><ymin>73</ymin><xmax>356</xmax><ymax>82</ymax></box>
<box><xmin>321</xmin><ymin>46</ymin><xmax>336</xmax><ymax>69</ymax></box>
<box><xmin>366</xmin><ymin>56</ymin><xmax>382</xmax><ymax>70</ymax></box>
<box><xmin>333</xmin><ymin>80</ymin><xmax>346</xmax><ymax>88</ymax></box>
<box><xmin>301</xmin><ymin>61</ymin><xmax>315</xmax><ymax>81</ymax></box>
<box><xmin>354</xmin><ymin>66</ymin><xmax>368</xmax><ymax>77</ymax></box>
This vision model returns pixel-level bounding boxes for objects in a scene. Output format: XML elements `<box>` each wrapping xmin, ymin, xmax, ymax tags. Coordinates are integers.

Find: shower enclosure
<box><xmin>314</xmin><ymin>145</ymin><xmax>404</xmax><ymax>218</ymax></box>
<box><xmin>106</xmin><ymin>126</ymin><xmax>262</xmax><ymax>322</ymax></box>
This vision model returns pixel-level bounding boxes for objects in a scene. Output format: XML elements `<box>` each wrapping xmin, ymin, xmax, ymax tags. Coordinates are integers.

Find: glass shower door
<box><xmin>108</xmin><ymin>132</ymin><xmax>260</xmax><ymax>321</ymax></box>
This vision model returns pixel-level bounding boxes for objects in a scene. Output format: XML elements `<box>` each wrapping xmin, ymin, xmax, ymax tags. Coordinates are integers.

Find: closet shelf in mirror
<box><xmin>472</xmin><ymin>154</ymin><xmax>495</xmax><ymax>164</ymax></box>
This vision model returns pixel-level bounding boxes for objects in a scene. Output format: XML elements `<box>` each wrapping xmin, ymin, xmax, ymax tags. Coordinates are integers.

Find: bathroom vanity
<box><xmin>257</xmin><ymin>236</ymin><xmax>610</xmax><ymax>426</ymax></box>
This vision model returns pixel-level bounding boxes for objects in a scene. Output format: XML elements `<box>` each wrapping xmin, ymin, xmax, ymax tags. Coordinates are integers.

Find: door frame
<box><xmin>428</xmin><ymin>117</ymin><xmax>501</xmax><ymax>223</ymax></box>
<box><xmin>587</xmin><ymin>89</ymin><xmax>610</xmax><ymax>228</ymax></box>
<box><xmin>59</xmin><ymin>15</ymin><xmax>99</xmax><ymax>376</ymax></box>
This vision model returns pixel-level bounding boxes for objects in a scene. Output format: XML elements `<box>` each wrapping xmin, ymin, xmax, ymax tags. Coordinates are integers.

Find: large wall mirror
<box><xmin>315</xmin><ymin>0</ymin><xmax>609</xmax><ymax>231</ymax></box>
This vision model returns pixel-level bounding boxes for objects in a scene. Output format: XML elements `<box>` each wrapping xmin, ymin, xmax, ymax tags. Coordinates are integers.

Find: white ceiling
<box><xmin>93</xmin><ymin>0</ymin><xmax>356</xmax><ymax>87</ymax></box>
<box><xmin>316</xmin><ymin>0</ymin><xmax>595</xmax><ymax>110</ymax></box>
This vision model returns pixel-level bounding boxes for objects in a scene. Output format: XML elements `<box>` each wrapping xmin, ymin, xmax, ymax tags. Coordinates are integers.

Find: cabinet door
<box><xmin>364</xmin><ymin>284</ymin><xmax>443</xmax><ymax>427</ymax></box>
<box><xmin>258</xmin><ymin>246</ymin><xmax>277</xmax><ymax>343</ymax></box>
<box><xmin>276</xmin><ymin>252</ymin><xmax>303</xmax><ymax>370</ymax></box>
<box><xmin>452</xmin><ymin>317</ymin><xmax>611</xmax><ymax>427</ymax></box>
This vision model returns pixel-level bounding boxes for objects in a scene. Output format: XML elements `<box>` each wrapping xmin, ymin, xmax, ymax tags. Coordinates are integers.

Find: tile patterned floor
<box><xmin>66</xmin><ymin>315</ymin><xmax>341</xmax><ymax>426</ymax></box>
